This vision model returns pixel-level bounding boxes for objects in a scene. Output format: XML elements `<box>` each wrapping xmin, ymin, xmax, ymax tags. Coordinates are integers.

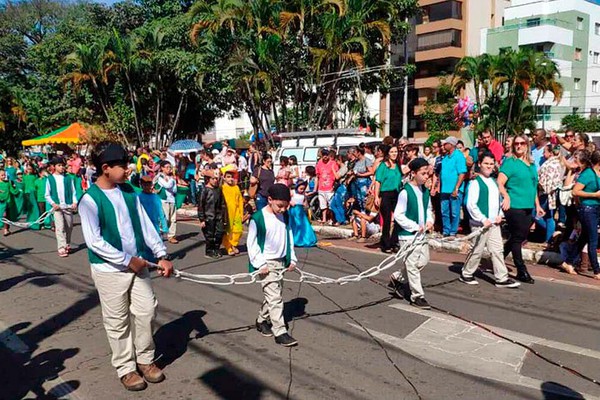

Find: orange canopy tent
<box><xmin>21</xmin><ymin>122</ymin><xmax>86</xmax><ymax>146</ymax></box>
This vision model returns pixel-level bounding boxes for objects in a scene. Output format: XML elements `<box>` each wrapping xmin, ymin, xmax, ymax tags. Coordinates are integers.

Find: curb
<box><xmin>313</xmin><ymin>225</ymin><xmax>564</xmax><ymax>266</ymax></box>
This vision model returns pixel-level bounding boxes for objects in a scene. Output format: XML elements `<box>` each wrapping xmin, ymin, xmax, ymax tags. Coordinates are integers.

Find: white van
<box><xmin>273</xmin><ymin>129</ymin><xmax>382</xmax><ymax>174</ymax></box>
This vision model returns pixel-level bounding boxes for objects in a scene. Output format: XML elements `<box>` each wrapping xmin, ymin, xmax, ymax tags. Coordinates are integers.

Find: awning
<box><xmin>21</xmin><ymin>123</ymin><xmax>85</xmax><ymax>146</ymax></box>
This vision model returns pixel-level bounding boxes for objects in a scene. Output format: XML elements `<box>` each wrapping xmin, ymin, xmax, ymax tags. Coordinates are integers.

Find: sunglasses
<box><xmin>565</xmin><ymin>135</ymin><xmax>574</xmax><ymax>138</ymax></box>
<box><xmin>514</xmin><ymin>141</ymin><xmax>527</xmax><ymax>146</ymax></box>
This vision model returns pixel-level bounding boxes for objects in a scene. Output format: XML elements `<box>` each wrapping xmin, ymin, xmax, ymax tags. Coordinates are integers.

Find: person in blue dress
<box><xmin>288</xmin><ymin>180</ymin><xmax>317</xmax><ymax>247</ymax></box>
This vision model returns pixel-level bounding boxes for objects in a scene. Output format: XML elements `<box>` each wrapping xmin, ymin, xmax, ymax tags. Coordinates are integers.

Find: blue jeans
<box><xmin>187</xmin><ymin>178</ymin><xmax>197</xmax><ymax>205</ymax></box>
<box><xmin>534</xmin><ymin>194</ymin><xmax>555</xmax><ymax>243</ymax></box>
<box><xmin>440</xmin><ymin>192</ymin><xmax>462</xmax><ymax>236</ymax></box>
<box><xmin>574</xmin><ymin>205</ymin><xmax>600</xmax><ymax>274</ymax></box>
<box><xmin>256</xmin><ymin>194</ymin><xmax>268</xmax><ymax>211</ymax></box>
<box><xmin>354</xmin><ymin>178</ymin><xmax>371</xmax><ymax>211</ymax></box>
<box><xmin>330</xmin><ymin>184</ymin><xmax>348</xmax><ymax>224</ymax></box>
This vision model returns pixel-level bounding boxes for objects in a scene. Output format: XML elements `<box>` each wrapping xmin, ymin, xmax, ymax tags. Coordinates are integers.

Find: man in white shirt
<box><xmin>247</xmin><ymin>183</ymin><xmax>298</xmax><ymax>347</ymax></box>
<box><xmin>45</xmin><ymin>157</ymin><xmax>77</xmax><ymax>257</ymax></box>
<box><xmin>79</xmin><ymin>142</ymin><xmax>173</xmax><ymax>392</ymax></box>
<box><xmin>460</xmin><ymin>152</ymin><xmax>520</xmax><ymax>288</ymax></box>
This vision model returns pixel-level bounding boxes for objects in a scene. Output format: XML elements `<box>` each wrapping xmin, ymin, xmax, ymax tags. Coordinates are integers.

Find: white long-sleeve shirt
<box><xmin>45</xmin><ymin>174</ymin><xmax>77</xmax><ymax>207</ymax></box>
<box><xmin>247</xmin><ymin>209</ymin><xmax>298</xmax><ymax>270</ymax></box>
<box><xmin>394</xmin><ymin>183</ymin><xmax>434</xmax><ymax>235</ymax></box>
<box><xmin>79</xmin><ymin>187</ymin><xmax>167</xmax><ymax>272</ymax></box>
<box><xmin>466</xmin><ymin>176</ymin><xmax>503</xmax><ymax>225</ymax></box>
<box><xmin>155</xmin><ymin>174</ymin><xmax>177</xmax><ymax>203</ymax></box>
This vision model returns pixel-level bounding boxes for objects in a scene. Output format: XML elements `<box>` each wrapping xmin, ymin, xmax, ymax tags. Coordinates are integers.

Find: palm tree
<box><xmin>452</xmin><ymin>54</ymin><xmax>491</xmax><ymax>115</ymax></box>
<box><xmin>62</xmin><ymin>43</ymin><xmax>111</xmax><ymax>121</ymax></box>
<box><xmin>104</xmin><ymin>30</ymin><xmax>146</xmax><ymax>145</ymax></box>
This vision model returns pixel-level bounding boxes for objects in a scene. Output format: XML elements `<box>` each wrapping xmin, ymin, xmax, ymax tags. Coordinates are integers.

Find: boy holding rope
<box><xmin>45</xmin><ymin>157</ymin><xmax>77</xmax><ymax>257</ymax></box>
<box><xmin>460</xmin><ymin>152</ymin><xmax>520</xmax><ymax>288</ymax></box>
<box><xmin>389</xmin><ymin>158</ymin><xmax>434</xmax><ymax>309</ymax></box>
<box><xmin>78</xmin><ymin>142</ymin><xmax>173</xmax><ymax>392</ymax></box>
<box><xmin>248</xmin><ymin>183</ymin><xmax>298</xmax><ymax>347</ymax></box>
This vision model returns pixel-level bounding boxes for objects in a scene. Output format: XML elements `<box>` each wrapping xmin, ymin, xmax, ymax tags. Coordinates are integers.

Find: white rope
<box><xmin>156</xmin><ymin>228</ymin><xmax>487</xmax><ymax>286</ymax></box>
<box><xmin>1</xmin><ymin>209</ymin><xmax>55</xmax><ymax>229</ymax></box>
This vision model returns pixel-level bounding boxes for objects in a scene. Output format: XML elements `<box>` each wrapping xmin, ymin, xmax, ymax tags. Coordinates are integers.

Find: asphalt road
<box><xmin>1</xmin><ymin>219</ymin><xmax>600</xmax><ymax>400</ymax></box>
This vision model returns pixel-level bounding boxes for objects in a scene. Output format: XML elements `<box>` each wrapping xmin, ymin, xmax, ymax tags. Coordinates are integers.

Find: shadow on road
<box><xmin>0</xmin><ymin>323</ymin><xmax>80</xmax><ymax>400</ymax></box>
<box><xmin>0</xmin><ymin>246</ymin><xmax>32</xmax><ymax>262</ymax></box>
<box><xmin>199</xmin><ymin>365</ymin><xmax>272</xmax><ymax>400</ymax></box>
<box><xmin>541</xmin><ymin>381</ymin><xmax>584</xmax><ymax>399</ymax></box>
<box><xmin>154</xmin><ymin>310</ymin><xmax>208</xmax><ymax>369</ymax></box>
<box><xmin>0</xmin><ymin>272</ymin><xmax>63</xmax><ymax>292</ymax></box>
<box><xmin>283</xmin><ymin>297</ymin><xmax>308</xmax><ymax>323</ymax></box>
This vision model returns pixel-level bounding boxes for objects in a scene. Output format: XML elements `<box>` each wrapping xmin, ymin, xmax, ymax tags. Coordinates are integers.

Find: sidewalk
<box><xmin>176</xmin><ymin>207</ymin><xmax>600</xmax><ymax>288</ymax></box>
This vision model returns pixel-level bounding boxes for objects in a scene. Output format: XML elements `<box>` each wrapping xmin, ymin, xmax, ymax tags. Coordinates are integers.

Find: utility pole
<box><xmin>402</xmin><ymin>17</ymin><xmax>409</xmax><ymax>138</ymax></box>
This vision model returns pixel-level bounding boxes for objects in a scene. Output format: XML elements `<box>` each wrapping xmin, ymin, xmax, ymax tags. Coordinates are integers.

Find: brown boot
<box><xmin>137</xmin><ymin>362</ymin><xmax>165</xmax><ymax>383</ymax></box>
<box><xmin>120</xmin><ymin>371</ymin><xmax>147</xmax><ymax>391</ymax></box>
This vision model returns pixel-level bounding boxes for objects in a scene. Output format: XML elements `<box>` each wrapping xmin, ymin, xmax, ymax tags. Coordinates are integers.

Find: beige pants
<box><xmin>53</xmin><ymin>209</ymin><xmax>73</xmax><ymax>251</ymax></box>
<box><xmin>161</xmin><ymin>202</ymin><xmax>177</xmax><ymax>239</ymax></box>
<box><xmin>257</xmin><ymin>259</ymin><xmax>287</xmax><ymax>337</ymax></box>
<box><xmin>91</xmin><ymin>268</ymin><xmax>157</xmax><ymax>378</ymax></box>
<box><xmin>393</xmin><ymin>238</ymin><xmax>429</xmax><ymax>301</ymax></box>
<box><xmin>462</xmin><ymin>224</ymin><xmax>509</xmax><ymax>282</ymax></box>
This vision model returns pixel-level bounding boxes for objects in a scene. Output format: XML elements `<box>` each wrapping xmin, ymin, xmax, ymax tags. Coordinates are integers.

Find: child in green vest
<box><xmin>45</xmin><ymin>157</ymin><xmax>77</xmax><ymax>257</ymax></box>
<box><xmin>35</xmin><ymin>167</ymin><xmax>52</xmax><ymax>229</ymax></box>
<box><xmin>389</xmin><ymin>158</ymin><xmax>434</xmax><ymax>309</ymax></box>
<box><xmin>78</xmin><ymin>141</ymin><xmax>173</xmax><ymax>392</ymax></box>
<box><xmin>155</xmin><ymin>161</ymin><xmax>178</xmax><ymax>243</ymax></box>
<box><xmin>0</xmin><ymin>169</ymin><xmax>18</xmax><ymax>236</ymax></box>
<box><xmin>460</xmin><ymin>152</ymin><xmax>520</xmax><ymax>288</ymax></box>
<box><xmin>248</xmin><ymin>183</ymin><xmax>298</xmax><ymax>347</ymax></box>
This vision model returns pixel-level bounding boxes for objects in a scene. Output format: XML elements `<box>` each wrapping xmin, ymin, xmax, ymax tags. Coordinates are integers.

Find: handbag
<box><xmin>248</xmin><ymin>167</ymin><xmax>261</xmax><ymax>199</ymax></box>
<box><xmin>559</xmin><ymin>183</ymin><xmax>574</xmax><ymax>207</ymax></box>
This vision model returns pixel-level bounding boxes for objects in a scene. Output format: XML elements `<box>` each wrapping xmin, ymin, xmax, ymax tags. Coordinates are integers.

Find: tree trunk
<box><xmin>125</xmin><ymin>72</ymin><xmax>143</xmax><ymax>146</ymax></box>
<box><xmin>172</xmin><ymin>92</ymin><xmax>186</xmax><ymax>136</ymax></box>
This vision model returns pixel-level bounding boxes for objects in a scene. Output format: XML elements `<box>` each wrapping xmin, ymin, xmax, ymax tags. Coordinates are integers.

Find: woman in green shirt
<box><xmin>571</xmin><ymin>150</ymin><xmax>600</xmax><ymax>279</ymax></box>
<box><xmin>374</xmin><ymin>145</ymin><xmax>402</xmax><ymax>253</ymax></box>
<box><xmin>498</xmin><ymin>134</ymin><xmax>545</xmax><ymax>284</ymax></box>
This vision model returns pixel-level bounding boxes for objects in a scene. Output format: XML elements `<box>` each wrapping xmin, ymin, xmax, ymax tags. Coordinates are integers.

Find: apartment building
<box><xmin>483</xmin><ymin>0</ymin><xmax>600</xmax><ymax>130</ymax></box>
<box><xmin>407</xmin><ymin>0</ymin><xmax>510</xmax><ymax>139</ymax></box>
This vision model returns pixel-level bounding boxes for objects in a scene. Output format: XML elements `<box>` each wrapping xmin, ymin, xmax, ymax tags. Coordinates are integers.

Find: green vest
<box><xmin>398</xmin><ymin>183</ymin><xmax>430</xmax><ymax>236</ymax></box>
<box><xmin>47</xmin><ymin>174</ymin><xmax>74</xmax><ymax>205</ymax></box>
<box><xmin>248</xmin><ymin>210</ymin><xmax>292</xmax><ymax>272</ymax></box>
<box><xmin>83</xmin><ymin>183</ymin><xmax>147</xmax><ymax>265</ymax></box>
<box><xmin>154</xmin><ymin>183</ymin><xmax>167</xmax><ymax>200</ymax></box>
<box><xmin>475</xmin><ymin>176</ymin><xmax>498</xmax><ymax>219</ymax></box>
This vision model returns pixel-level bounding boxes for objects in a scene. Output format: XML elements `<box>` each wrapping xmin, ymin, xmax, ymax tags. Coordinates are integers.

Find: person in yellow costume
<box><xmin>221</xmin><ymin>165</ymin><xmax>245</xmax><ymax>256</ymax></box>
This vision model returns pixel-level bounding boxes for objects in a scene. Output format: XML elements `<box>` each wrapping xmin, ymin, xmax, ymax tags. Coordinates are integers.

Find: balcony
<box><xmin>417</xmin><ymin>29</ymin><xmax>462</xmax><ymax>52</ymax></box>
<box><xmin>488</xmin><ymin>18</ymin><xmax>574</xmax><ymax>47</ymax></box>
<box><xmin>415</xmin><ymin>76</ymin><xmax>443</xmax><ymax>90</ymax></box>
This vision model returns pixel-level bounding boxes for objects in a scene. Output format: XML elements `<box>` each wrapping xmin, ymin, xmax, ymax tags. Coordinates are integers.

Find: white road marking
<box><xmin>0</xmin><ymin>320</ymin><xmax>83</xmax><ymax>400</ymax></box>
<box><xmin>348</xmin><ymin>302</ymin><xmax>600</xmax><ymax>400</ymax></box>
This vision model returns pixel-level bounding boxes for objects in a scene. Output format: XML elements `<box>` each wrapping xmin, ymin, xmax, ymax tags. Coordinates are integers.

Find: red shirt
<box><xmin>315</xmin><ymin>159</ymin><xmax>339</xmax><ymax>192</ymax></box>
<box><xmin>486</xmin><ymin>140</ymin><xmax>504</xmax><ymax>164</ymax></box>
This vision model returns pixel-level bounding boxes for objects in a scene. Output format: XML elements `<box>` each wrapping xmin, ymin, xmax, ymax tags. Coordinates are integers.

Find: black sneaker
<box><xmin>459</xmin><ymin>274</ymin><xmax>479</xmax><ymax>285</ymax></box>
<box><xmin>387</xmin><ymin>274</ymin><xmax>402</xmax><ymax>291</ymax></box>
<box><xmin>411</xmin><ymin>297</ymin><xmax>431</xmax><ymax>310</ymax></box>
<box><xmin>516</xmin><ymin>271</ymin><xmax>535</xmax><ymax>284</ymax></box>
<box><xmin>274</xmin><ymin>333</ymin><xmax>298</xmax><ymax>347</ymax></box>
<box><xmin>495</xmin><ymin>278</ymin><xmax>521</xmax><ymax>288</ymax></box>
<box><xmin>256</xmin><ymin>320</ymin><xmax>273</xmax><ymax>337</ymax></box>
<box><xmin>204</xmin><ymin>251</ymin><xmax>218</xmax><ymax>259</ymax></box>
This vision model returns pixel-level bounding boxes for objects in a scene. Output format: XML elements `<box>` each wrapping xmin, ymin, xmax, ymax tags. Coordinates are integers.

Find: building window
<box><xmin>575</xmin><ymin>48</ymin><xmax>582</xmax><ymax>61</ymax></box>
<box><xmin>574</xmin><ymin>78</ymin><xmax>581</xmax><ymax>90</ymax></box>
<box><xmin>594</xmin><ymin>52</ymin><xmax>600</xmax><ymax>64</ymax></box>
<box><xmin>419</xmin><ymin>1</ymin><xmax>462</xmax><ymax>23</ymax></box>
<box><xmin>536</xmin><ymin>105</ymin><xmax>551</xmax><ymax>121</ymax></box>
<box><xmin>526</xmin><ymin>18</ymin><xmax>541</xmax><ymax>27</ymax></box>
<box><xmin>417</xmin><ymin>29</ymin><xmax>462</xmax><ymax>52</ymax></box>
<box><xmin>593</xmin><ymin>81</ymin><xmax>599</xmax><ymax>93</ymax></box>
<box><xmin>577</xmin><ymin>17</ymin><xmax>584</xmax><ymax>30</ymax></box>
<box><xmin>596</xmin><ymin>23</ymin><xmax>600</xmax><ymax>35</ymax></box>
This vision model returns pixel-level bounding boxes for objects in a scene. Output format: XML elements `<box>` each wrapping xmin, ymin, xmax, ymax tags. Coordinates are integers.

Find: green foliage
<box><xmin>421</xmin><ymin>77</ymin><xmax>457</xmax><ymax>138</ymax></box>
<box><xmin>423</xmin><ymin>131</ymin><xmax>448</xmax><ymax>148</ymax></box>
<box><xmin>452</xmin><ymin>49</ymin><xmax>562</xmax><ymax>139</ymax></box>
<box><xmin>562</xmin><ymin>114</ymin><xmax>600</xmax><ymax>133</ymax></box>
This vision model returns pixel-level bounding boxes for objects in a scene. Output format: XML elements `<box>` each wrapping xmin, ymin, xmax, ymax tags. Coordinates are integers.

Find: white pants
<box><xmin>393</xmin><ymin>238</ymin><xmax>429</xmax><ymax>301</ymax></box>
<box><xmin>462</xmin><ymin>224</ymin><xmax>509</xmax><ymax>282</ymax></box>
<box><xmin>91</xmin><ymin>268</ymin><xmax>157</xmax><ymax>378</ymax></box>
<box><xmin>257</xmin><ymin>259</ymin><xmax>287</xmax><ymax>337</ymax></box>
<box><xmin>53</xmin><ymin>209</ymin><xmax>73</xmax><ymax>251</ymax></box>
<box><xmin>161</xmin><ymin>202</ymin><xmax>177</xmax><ymax>239</ymax></box>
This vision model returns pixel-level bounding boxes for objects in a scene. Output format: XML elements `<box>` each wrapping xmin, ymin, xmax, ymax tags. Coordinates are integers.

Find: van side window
<box><xmin>281</xmin><ymin>148</ymin><xmax>304</xmax><ymax>161</ymax></box>
<box><xmin>304</xmin><ymin>147</ymin><xmax>320</xmax><ymax>162</ymax></box>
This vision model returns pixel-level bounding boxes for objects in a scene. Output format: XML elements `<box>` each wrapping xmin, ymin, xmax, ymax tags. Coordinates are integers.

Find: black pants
<box><xmin>202</xmin><ymin>219</ymin><xmax>224</xmax><ymax>255</ymax></box>
<box><xmin>379</xmin><ymin>190</ymin><xmax>399</xmax><ymax>250</ymax></box>
<box><xmin>503</xmin><ymin>208</ymin><xmax>532</xmax><ymax>272</ymax></box>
